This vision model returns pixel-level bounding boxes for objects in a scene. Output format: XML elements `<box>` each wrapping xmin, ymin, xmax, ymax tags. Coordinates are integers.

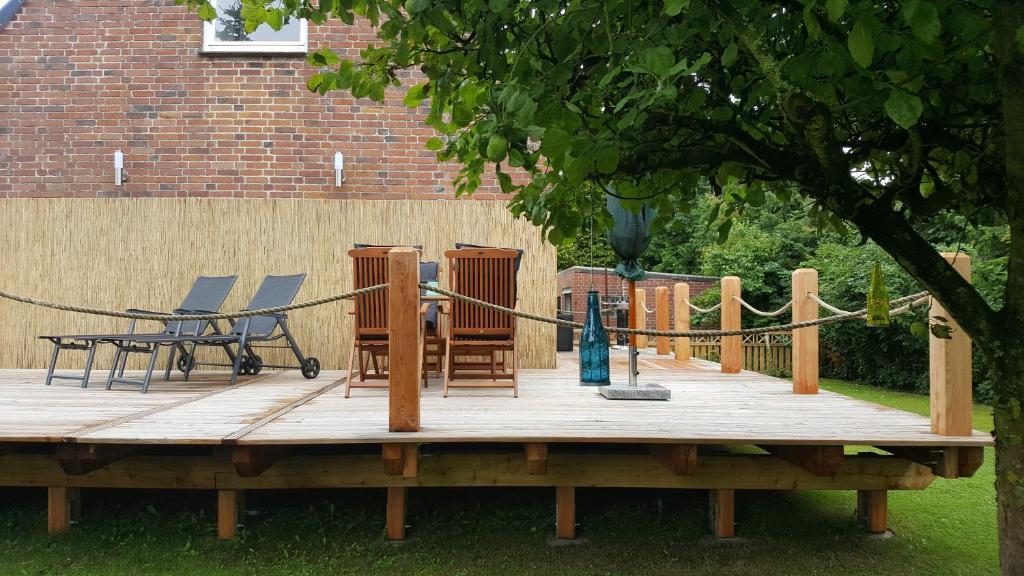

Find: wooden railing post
<box><xmin>635</xmin><ymin>288</ymin><xmax>648</xmax><ymax>349</ymax></box>
<box><xmin>791</xmin><ymin>268</ymin><xmax>819</xmax><ymax>394</ymax></box>
<box><xmin>388</xmin><ymin>247</ymin><xmax>420</xmax><ymax>433</ymax></box>
<box><xmin>720</xmin><ymin>277</ymin><xmax>741</xmax><ymax>373</ymax></box>
<box><xmin>655</xmin><ymin>286</ymin><xmax>670</xmax><ymax>355</ymax></box>
<box><xmin>930</xmin><ymin>252</ymin><xmax>972</xmax><ymax>436</ymax></box>
<box><xmin>673</xmin><ymin>283</ymin><xmax>690</xmax><ymax>362</ymax></box>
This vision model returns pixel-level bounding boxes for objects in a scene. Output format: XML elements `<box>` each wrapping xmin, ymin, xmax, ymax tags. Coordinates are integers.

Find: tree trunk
<box><xmin>994</xmin><ymin>3</ymin><xmax>1024</xmax><ymax>574</ymax></box>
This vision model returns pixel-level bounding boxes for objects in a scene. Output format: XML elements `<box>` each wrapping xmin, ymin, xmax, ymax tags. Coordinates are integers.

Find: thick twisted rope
<box><xmin>0</xmin><ymin>284</ymin><xmax>388</xmax><ymax>321</ymax></box>
<box><xmin>734</xmin><ymin>297</ymin><xmax>793</xmax><ymax>317</ymax></box>
<box><xmin>423</xmin><ymin>284</ymin><xmax>930</xmax><ymax>337</ymax></box>
<box><xmin>807</xmin><ymin>292</ymin><xmax>853</xmax><ymax>315</ymax></box>
<box><xmin>685</xmin><ymin>300</ymin><xmax>722</xmax><ymax>314</ymax></box>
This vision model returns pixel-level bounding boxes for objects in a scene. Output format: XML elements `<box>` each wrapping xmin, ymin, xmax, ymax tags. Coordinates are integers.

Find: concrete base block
<box><xmin>599</xmin><ymin>384</ymin><xmax>671</xmax><ymax>400</ymax></box>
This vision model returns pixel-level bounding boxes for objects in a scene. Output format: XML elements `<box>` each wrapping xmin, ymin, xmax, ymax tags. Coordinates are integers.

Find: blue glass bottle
<box><xmin>580</xmin><ymin>290</ymin><xmax>610</xmax><ymax>385</ymax></box>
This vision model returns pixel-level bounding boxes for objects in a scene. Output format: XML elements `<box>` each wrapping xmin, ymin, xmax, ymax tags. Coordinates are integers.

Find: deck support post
<box><xmin>217</xmin><ymin>489</ymin><xmax>245</xmax><ymax>540</ymax></box>
<box><xmin>382</xmin><ymin>443</ymin><xmax>419</xmax><ymax>478</ymax></box>
<box><xmin>648</xmin><ymin>443</ymin><xmax>698</xmax><ymax>475</ymax></box>
<box><xmin>635</xmin><ymin>288</ymin><xmax>648</xmax><ymax>349</ymax></box>
<box><xmin>720</xmin><ymin>277</ymin><xmax>742</xmax><ymax>373</ymax></box>
<box><xmin>760</xmin><ymin>444</ymin><xmax>843</xmax><ymax>476</ymax></box>
<box><xmin>791</xmin><ymin>268</ymin><xmax>819</xmax><ymax>394</ymax></box>
<box><xmin>709</xmin><ymin>488</ymin><xmax>735</xmax><ymax>538</ymax></box>
<box><xmin>525</xmin><ymin>443</ymin><xmax>548</xmax><ymax>475</ymax></box>
<box><xmin>388</xmin><ymin>248</ymin><xmax>421</xmax><ymax>433</ymax></box>
<box><xmin>232</xmin><ymin>445</ymin><xmax>290</xmax><ymax>478</ymax></box>
<box><xmin>47</xmin><ymin>486</ymin><xmax>80</xmax><ymax>535</ymax></box>
<box><xmin>930</xmin><ymin>253</ymin><xmax>972</xmax><ymax>436</ymax></box>
<box><xmin>655</xmin><ymin>286</ymin><xmax>670</xmax><ymax>355</ymax></box>
<box><xmin>555</xmin><ymin>486</ymin><xmax>576</xmax><ymax>539</ymax></box>
<box><xmin>673</xmin><ymin>283</ymin><xmax>690</xmax><ymax>362</ymax></box>
<box><xmin>386</xmin><ymin>487</ymin><xmax>407</xmax><ymax>541</ymax></box>
<box><xmin>856</xmin><ymin>490</ymin><xmax>888</xmax><ymax>534</ymax></box>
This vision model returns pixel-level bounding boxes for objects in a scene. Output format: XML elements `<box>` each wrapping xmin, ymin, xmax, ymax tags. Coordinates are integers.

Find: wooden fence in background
<box><xmin>687</xmin><ymin>333</ymin><xmax>793</xmax><ymax>375</ymax></box>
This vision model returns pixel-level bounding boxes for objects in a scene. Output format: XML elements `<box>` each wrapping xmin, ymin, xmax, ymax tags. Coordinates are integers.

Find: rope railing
<box><xmin>684</xmin><ymin>300</ymin><xmax>722</xmax><ymax>314</ymax></box>
<box><xmin>422</xmin><ymin>283</ymin><xmax>931</xmax><ymax>338</ymax></box>
<box><xmin>807</xmin><ymin>292</ymin><xmax>853</xmax><ymax>316</ymax></box>
<box><xmin>0</xmin><ymin>284</ymin><xmax>388</xmax><ymax>322</ymax></box>
<box><xmin>733</xmin><ymin>297</ymin><xmax>793</xmax><ymax>318</ymax></box>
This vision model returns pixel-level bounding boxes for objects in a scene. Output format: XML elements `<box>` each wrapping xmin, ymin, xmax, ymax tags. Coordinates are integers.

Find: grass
<box><xmin>0</xmin><ymin>380</ymin><xmax>997</xmax><ymax>576</ymax></box>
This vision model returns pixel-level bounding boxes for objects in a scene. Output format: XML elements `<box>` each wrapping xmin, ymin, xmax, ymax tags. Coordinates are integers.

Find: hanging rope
<box><xmin>733</xmin><ymin>297</ymin><xmax>793</xmax><ymax>317</ymax></box>
<box><xmin>423</xmin><ymin>283</ymin><xmax>930</xmax><ymax>338</ymax></box>
<box><xmin>684</xmin><ymin>300</ymin><xmax>722</xmax><ymax>314</ymax></box>
<box><xmin>0</xmin><ymin>284</ymin><xmax>388</xmax><ymax>322</ymax></box>
<box><xmin>807</xmin><ymin>292</ymin><xmax>853</xmax><ymax>315</ymax></box>
<box><xmin>639</xmin><ymin>301</ymin><xmax>655</xmax><ymax>314</ymax></box>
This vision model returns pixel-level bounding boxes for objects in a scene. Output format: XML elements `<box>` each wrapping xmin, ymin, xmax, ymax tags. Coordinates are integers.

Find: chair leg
<box><xmin>370</xmin><ymin>351</ymin><xmax>380</xmax><ymax>375</ymax></box>
<box><xmin>106</xmin><ymin>348</ymin><xmax>122</xmax><ymax>390</ymax></box>
<box><xmin>443</xmin><ymin>346</ymin><xmax>452</xmax><ymax>398</ymax></box>
<box><xmin>183</xmin><ymin>342</ymin><xmax>198</xmax><ymax>382</ymax></box>
<box><xmin>44</xmin><ymin>344</ymin><xmax>61</xmax><ymax>386</ymax></box>
<box><xmin>163</xmin><ymin>345</ymin><xmax>177</xmax><ymax>381</ymax></box>
<box><xmin>490</xmin><ymin>352</ymin><xmax>497</xmax><ymax>381</ymax></box>
<box><xmin>117</xmin><ymin>347</ymin><xmax>128</xmax><ymax>378</ymax></box>
<box><xmin>345</xmin><ymin>341</ymin><xmax>358</xmax><ymax>398</ymax></box>
<box><xmin>228</xmin><ymin>339</ymin><xmax>247</xmax><ymax>386</ymax></box>
<box><xmin>81</xmin><ymin>345</ymin><xmax>98</xmax><ymax>389</ymax></box>
<box><xmin>140</xmin><ymin>344</ymin><xmax>162</xmax><ymax>394</ymax></box>
<box><xmin>512</xmin><ymin>348</ymin><xmax>518</xmax><ymax>398</ymax></box>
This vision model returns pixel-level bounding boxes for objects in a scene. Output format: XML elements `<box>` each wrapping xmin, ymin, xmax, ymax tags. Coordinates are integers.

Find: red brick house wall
<box><xmin>0</xmin><ymin>0</ymin><xmax>500</xmax><ymax>200</ymax></box>
<box><xmin>556</xmin><ymin>266</ymin><xmax>718</xmax><ymax>328</ymax></box>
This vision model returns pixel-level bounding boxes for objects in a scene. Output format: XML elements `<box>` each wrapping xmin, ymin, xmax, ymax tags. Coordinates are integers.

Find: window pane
<box><xmin>214</xmin><ymin>0</ymin><xmax>301</xmax><ymax>43</ymax></box>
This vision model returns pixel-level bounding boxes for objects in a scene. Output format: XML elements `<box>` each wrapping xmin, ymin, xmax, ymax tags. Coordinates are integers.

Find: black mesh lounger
<box><xmin>38</xmin><ymin>275</ymin><xmax>238</xmax><ymax>389</ymax></box>
<box><xmin>104</xmin><ymin>274</ymin><xmax>320</xmax><ymax>393</ymax></box>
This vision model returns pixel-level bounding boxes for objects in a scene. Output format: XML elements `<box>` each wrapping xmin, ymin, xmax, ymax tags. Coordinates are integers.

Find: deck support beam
<box><xmin>648</xmin><ymin>444</ymin><xmax>698</xmax><ymax>475</ymax></box>
<box><xmin>382</xmin><ymin>443</ymin><xmax>419</xmax><ymax>478</ymax></box>
<box><xmin>856</xmin><ymin>490</ymin><xmax>888</xmax><ymax>534</ymax></box>
<box><xmin>876</xmin><ymin>446</ymin><xmax>983</xmax><ymax>479</ymax></box>
<box><xmin>217</xmin><ymin>489</ymin><xmax>245</xmax><ymax>540</ymax></box>
<box><xmin>759</xmin><ymin>445</ymin><xmax>843</xmax><ymax>477</ymax></box>
<box><xmin>47</xmin><ymin>486</ymin><xmax>81</xmax><ymax>535</ymax></box>
<box><xmin>232</xmin><ymin>445</ymin><xmax>290</xmax><ymax>478</ymax></box>
<box><xmin>720</xmin><ymin>277</ymin><xmax>741</xmax><ymax>373</ymax></box>
<box><xmin>386</xmin><ymin>487</ymin><xmax>407</xmax><ymax>540</ymax></box>
<box><xmin>56</xmin><ymin>443</ymin><xmax>135</xmax><ymax>476</ymax></box>
<box><xmin>555</xmin><ymin>486</ymin><xmax>576</xmax><ymax>539</ymax></box>
<box><xmin>709</xmin><ymin>489</ymin><xmax>735</xmax><ymax>538</ymax></box>
<box><xmin>525</xmin><ymin>443</ymin><xmax>548</xmax><ymax>475</ymax></box>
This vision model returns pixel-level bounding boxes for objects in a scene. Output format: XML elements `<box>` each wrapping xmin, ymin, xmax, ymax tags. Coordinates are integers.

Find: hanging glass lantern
<box><xmin>580</xmin><ymin>290</ymin><xmax>610</xmax><ymax>385</ymax></box>
<box><xmin>867</xmin><ymin>262</ymin><xmax>891</xmax><ymax>327</ymax></box>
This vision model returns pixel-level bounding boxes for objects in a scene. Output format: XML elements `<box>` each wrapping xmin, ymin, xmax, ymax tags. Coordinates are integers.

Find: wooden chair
<box><xmin>346</xmin><ymin>247</ymin><xmax>393</xmax><ymax>397</ymax></box>
<box><xmin>443</xmin><ymin>247</ymin><xmax>519</xmax><ymax>397</ymax></box>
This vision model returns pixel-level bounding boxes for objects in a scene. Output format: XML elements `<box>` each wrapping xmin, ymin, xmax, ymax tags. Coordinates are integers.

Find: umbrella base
<box><xmin>598</xmin><ymin>383</ymin><xmax>671</xmax><ymax>400</ymax></box>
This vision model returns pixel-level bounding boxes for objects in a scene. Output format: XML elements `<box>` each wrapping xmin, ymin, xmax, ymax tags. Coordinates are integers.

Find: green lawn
<box><xmin>0</xmin><ymin>380</ymin><xmax>997</xmax><ymax>576</ymax></box>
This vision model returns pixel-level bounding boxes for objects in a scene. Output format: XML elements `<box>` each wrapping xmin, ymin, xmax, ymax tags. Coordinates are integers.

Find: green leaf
<box><xmin>403</xmin><ymin>83</ymin><xmax>428</xmax><ymax>107</ymax></box>
<box><xmin>717</xmin><ymin>219</ymin><xmax>733</xmax><ymax>243</ymax></box>
<box><xmin>639</xmin><ymin>47</ymin><xmax>675</xmax><ymax>77</ymax></box>
<box><xmin>425</xmin><ymin>137</ymin><xmax>444</xmax><ymax>151</ymax></box>
<box><xmin>406</xmin><ymin>0</ymin><xmax>431</xmax><ymax>15</ymax></box>
<box><xmin>496</xmin><ymin>170</ymin><xmax>514</xmax><ymax>193</ymax></box>
<box><xmin>594</xmin><ymin>146</ymin><xmax>619</xmax><ymax>174</ymax></box>
<box><xmin>909</xmin><ymin>1</ymin><xmax>941</xmax><ymax>43</ymax></box>
<box><xmin>265</xmin><ymin>8</ymin><xmax>283</xmax><ymax>31</ymax></box>
<box><xmin>663</xmin><ymin>0</ymin><xmax>689</xmax><ymax>16</ymax></box>
<box><xmin>486</xmin><ymin>135</ymin><xmax>509</xmax><ymax>162</ymax></box>
<box><xmin>197</xmin><ymin>1</ymin><xmax>217</xmax><ymax>21</ymax></box>
<box><xmin>803</xmin><ymin>6</ymin><xmax>821</xmax><ymax>41</ymax></box>
<box><xmin>540</xmin><ymin>127</ymin><xmax>571</xmax><ymax>164</ymax></box>
<box><xmin>848</xmin><ymin>17</ymin><xmax>875</xmax><ymax>68</ymax></box>
<box><xmin>825</xmin><ymin>0</ymin><xmax>847</xmax><ymax>22</ymax></box>
<box><xmin>488</xmin><ymin>0</ymin><xmax>509</xmax><ymax>11</ymax></box>
<box><xmin>721</xmin><ymin>42</ymin><xmax>738</xmax><ymax>67</ymax></box>
<box><xmin>884</xmin><ymin>89</ymin><xmax>923</xmax><ymax>129</ymax></box>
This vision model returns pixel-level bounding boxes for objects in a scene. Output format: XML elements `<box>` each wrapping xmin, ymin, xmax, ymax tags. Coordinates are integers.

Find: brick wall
<box><xmin>0</xmin><ymin>0</ymin><xmax>501</xmax><ymax>199</ymax></box>
<box><xmin>556</xmin><ymin>267</ymin><xmax>718</xmax><ymax>328</ymax></box>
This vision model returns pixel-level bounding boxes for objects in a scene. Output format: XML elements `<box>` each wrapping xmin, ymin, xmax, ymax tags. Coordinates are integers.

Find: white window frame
<box><xmin>201</xmin><ymin>15</ymin><xmax>308</xmax><ymax>54</ymax></box>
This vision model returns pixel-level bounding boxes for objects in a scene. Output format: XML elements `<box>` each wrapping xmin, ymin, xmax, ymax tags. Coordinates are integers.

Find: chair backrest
<box><xmin>233</xmin><ymin>274</ymin><xmax>306</xmax><ymax>336</ymax></box>
<box><xmin>166</xmin><ymin>275</ymin><xmax>237</xmax><ymax>336</ymax></box>
<box><xmin>349</xmin><ymin>247</ymin><xmax>393</xmax><ymax>340</ymax></box>
<box><xmin>445</xmin><ymin>248</ymin><xmax>518</xmax><ymax>340</ymax></box>
<box><xmin>454</xmin><ymin>243</ymin><xmax>524</xmax><ymax>275</ymax></box>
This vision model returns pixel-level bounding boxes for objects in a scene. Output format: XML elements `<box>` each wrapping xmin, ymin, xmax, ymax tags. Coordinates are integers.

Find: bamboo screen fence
<box><xmin>0</xmin><ymin>198</ymin><xmax>557</xmax><ymax>370</ymax></box>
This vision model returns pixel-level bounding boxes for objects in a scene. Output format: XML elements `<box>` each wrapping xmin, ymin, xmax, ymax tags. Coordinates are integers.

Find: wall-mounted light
<box><xmin>114</xmin><ymin>150</ymin><xmax>128</xmax><ymax>185</ymax></box>
<box><xmin>334</xmin><ymin>152</ymin><xmax>346</xmax><ymax>187</ymax></box>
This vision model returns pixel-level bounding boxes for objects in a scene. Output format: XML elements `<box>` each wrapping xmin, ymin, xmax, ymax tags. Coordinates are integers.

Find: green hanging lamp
<box><xmin>866</xmin><ymin>262</ymin><xmax>890</xmax><ymax>327</ymax></box>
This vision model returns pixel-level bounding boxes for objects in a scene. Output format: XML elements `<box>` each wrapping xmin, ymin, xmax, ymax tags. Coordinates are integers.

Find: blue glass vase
<box><xmin>580</xmin><ymin>290</ymin><xmax>610</xmax><ymax>385</ymax></box>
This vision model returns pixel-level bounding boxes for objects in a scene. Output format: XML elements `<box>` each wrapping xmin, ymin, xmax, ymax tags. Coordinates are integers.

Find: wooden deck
<box><xmin>0</xmin><ymin>352</ymin><xmax>990</xmax><ymax>447</ymax></box>
<box><xmin>0</xmin><ymin>350</ymin><xmax>992</xmax><ymax>541</ymax></box>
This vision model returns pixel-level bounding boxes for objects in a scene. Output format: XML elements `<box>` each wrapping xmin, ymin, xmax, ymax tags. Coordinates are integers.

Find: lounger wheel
<box><xmin>250</xmin><ymin>355</ymin><xmax>263</xmax><ymax>375</ymax></box>
<box><xmin>176</xmin><ymin>353</ymin><xmax>195</xmax><ymax>373</ymax></box>
<box><xmin>239</xmin><ymin>356</ymin><xmax>254</xmax><ymax>376</ymax></box>
<box><xmin>301</xmin><ymin>357</ymin><xmax>320</xmax><ymax>379</ymax></box>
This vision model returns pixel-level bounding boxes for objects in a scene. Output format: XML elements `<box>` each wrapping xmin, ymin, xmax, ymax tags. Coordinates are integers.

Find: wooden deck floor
<box><xmin>0</xmin><ymin>351</ymin><xmax>992</xmax><ymax>448</ymax></box>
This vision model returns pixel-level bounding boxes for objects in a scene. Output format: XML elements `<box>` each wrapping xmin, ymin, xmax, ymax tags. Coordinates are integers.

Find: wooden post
<box><xmin>386</xmin><ymin>487</ymin><xmax>407</xmax><ymax>540</ymax></box>
<box><xmin>709</xmin><ymin>489</ymin><xmax>735</xmax><ymax>538</ymax></box>
<box><xmin>930</xmin><ymin>253</ymin><xmax>973</xmax><ymax>436</ymax></box>
<box><xmin>555</xmin><ymin>486</ymin><xmax>576</xmax><ymax>539</ymax></box>
<box><xmin>655</xmin><ymin>286</ymin><xmax>670</xmax><ymax>355</ymax></box>
<box><xmin>47</xmin><ymin>486</ymin><xmax>80</xmax><ymax>535</ymax></box>
<box><xmin>217</xmin><ymin>489</ymin><xmax>244</xmax><ymax>540</ymax></box>
<box><xmin>673</xmin><ymin>283</ymin><xmax>690</xmax><ymax>362</ymax></box>
<box><xmin>791</xmin><ymin>268</ymin><xmax>819</xmax><ymax>394</ymax></box>
<box><xmin>388</xmin><ymin>247</ymin><xmax>420</xmax><ymax>433</ymax></box>
<box><xmin>856</xmin><ymin>490</ymin><xmax>888</xmax><ymax>534</ymax></box>
<box><xmin>635</xmin><ymin>288</ymin><xmax>648</xmax><ymax>349</ymax></box>
<box><xmin>720</xmin><ymin>277</ymin><xmax>742</xmax><ymax>373</ymax></box>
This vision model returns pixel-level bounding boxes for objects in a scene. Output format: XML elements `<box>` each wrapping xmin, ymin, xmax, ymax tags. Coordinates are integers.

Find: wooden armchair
<box><xmin>345</xmin><ymin>247</ymin><xmax>393</xmax><ymax>397</ymax></box>
<box><xmin>443</xmin><ymin>247</ymin><xmax>519</xmax><ymax>397</ymax></box>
